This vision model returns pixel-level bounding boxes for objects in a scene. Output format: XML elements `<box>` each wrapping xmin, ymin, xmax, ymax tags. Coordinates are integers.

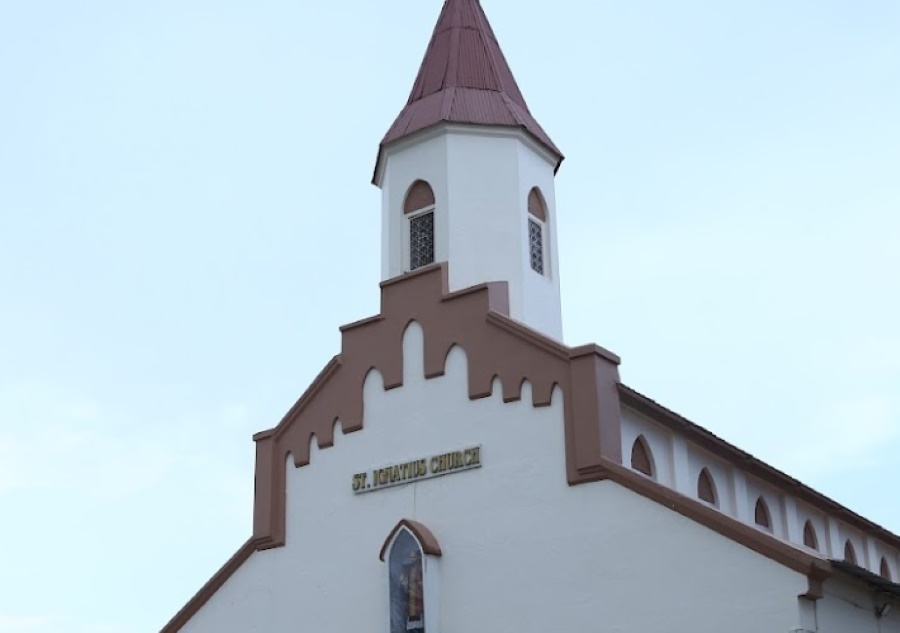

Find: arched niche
<box><xmin>629</xmin><ymin>435</ymin><xmax>654</xmax><ymax>478</ymax></box>
<box><xmin>754</xmin><ymin>497</ymin><xmax>772</xmax><ymax>530</ymax></box>
<box><xmin>404</xmin><ymin>180</ymin><xmax>435</xmax><ymax>214</ymax></box>
<box><xmin>803</xmin><ymin>520</ymin><xmax>819</xmax><ymax>551</ymax></box>
<box><xmin>844</xmin><ymin>540</ymin><xmax>858</xmax><ymax>565</ymax></box>
<box><xmin>527</xmin><ymin>187</ymin><xmax>547</xmax><ymax>221</ymax></box>
<box><xmin>697</xmin><ymin>468</ymin><xmax>718</xmax><ymax>507</ymax></box>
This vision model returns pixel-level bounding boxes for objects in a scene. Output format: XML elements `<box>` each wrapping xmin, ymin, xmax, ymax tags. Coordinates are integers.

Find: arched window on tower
<box><xmin>803</xmin><ymin>520</ymin><xmax>819</xmax><ymax>551</ymax></box>
<box><xmin>697</xmin><ymin>468</ymin><xmax>718</xmax><ymax>507</ymax></box>
<box><xmin>527</xmin><ymin>187</ymin><xmax>547</xmax><ymax>275</ymax></box>
<box><xmin>754</xmin><ymin>497</ymin><xmax>772</xmax><ymax>531</ymax></box>
<box><xmin>404</xmin><ymin>180</ymin><xmax>436</xmax><ymax>271</ymax></box>
<box><xmin>844</xmin><ymin>540</ymin><xmax>858</xmax><ymax>565</ymax></box>
<box><xmin>630</xmin><ymin>436</ymin><xmax>654</xmax><ymax>479</ymax></box>
<box><xmin>380</xmin><ymin>519</ymin><xmax>442</xmax><ymax>633</ymax></box>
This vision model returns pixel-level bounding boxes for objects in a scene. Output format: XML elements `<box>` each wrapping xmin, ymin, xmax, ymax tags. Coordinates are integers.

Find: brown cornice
<box><xmin>619</xmin><ymin>384</ymin><xmax>900</xmax><ymax>552</ymax></box>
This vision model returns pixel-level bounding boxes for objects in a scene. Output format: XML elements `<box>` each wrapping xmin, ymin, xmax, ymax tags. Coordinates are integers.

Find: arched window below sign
<box><xmin>390</xmin><ymin>530</ymin><xmax>425</xmax><ymax>632</ymax></box>
<box><xmin>380</xmin><ymin>519</ymin><xmax>442</xmax><ymax>633</ymax></box>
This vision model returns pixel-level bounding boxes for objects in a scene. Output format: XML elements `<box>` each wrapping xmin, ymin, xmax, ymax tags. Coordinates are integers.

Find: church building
<box><xmin>161</xmin><ymin>0</ymin><xmax>900</xmax><ymax>631</ymax></box>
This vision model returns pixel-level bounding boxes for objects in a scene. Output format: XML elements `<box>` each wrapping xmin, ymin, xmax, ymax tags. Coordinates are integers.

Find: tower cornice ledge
<box><xmin>372</xmin><ymin>121</ymin><xmax>561</xmax><ymax>187</ymax></box>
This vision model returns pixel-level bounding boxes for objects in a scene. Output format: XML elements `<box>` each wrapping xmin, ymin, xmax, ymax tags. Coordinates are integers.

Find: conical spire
<box><xmin>375</xmin><ymin>0</ymin><xmax>563</xmax><ymax>180</ymax></box>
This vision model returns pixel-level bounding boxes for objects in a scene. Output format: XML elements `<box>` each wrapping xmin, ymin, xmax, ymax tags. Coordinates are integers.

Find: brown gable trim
<box><xmin>585</xmin><ymin>457</ymin><xmax>832</xmax><ymax>588</ymax></box>
<box><xmin>379</xmin><ymin>519</ymin><xmax>442</xmax><ymax>561</ymax></box>
<box><xmin>618</xmin><ymin>385</ymin><xmax>900</xmax><ymax>551</ymax></box>
<box><xmin>160</xmin><ymin>538</ymin><xmax>257</xmax><ymax>633</ymax></box>
<box><xmin>251</xmin><ymin>263</ymin><xmax>623</xmax><ymax>551</ymax></box>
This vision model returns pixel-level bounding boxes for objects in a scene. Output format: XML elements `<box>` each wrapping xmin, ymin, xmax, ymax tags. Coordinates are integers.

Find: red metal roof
<box><xmin>375</xmin><ymin>0</ymin><xmax>563</xmax><ymax>181</ymax></box>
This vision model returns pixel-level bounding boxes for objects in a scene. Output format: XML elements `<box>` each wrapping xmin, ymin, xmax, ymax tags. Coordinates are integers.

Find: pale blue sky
<box><xmin>1</xmin><ymin>1</ymin><xmax>898</xmax><ymax>631</ymax></box>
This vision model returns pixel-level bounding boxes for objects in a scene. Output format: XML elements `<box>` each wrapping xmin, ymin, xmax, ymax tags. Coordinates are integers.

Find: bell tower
<box><xmin>373</xmin><ymin>0</ymin><xmax>565</xmax><ymax>340</ymax></box>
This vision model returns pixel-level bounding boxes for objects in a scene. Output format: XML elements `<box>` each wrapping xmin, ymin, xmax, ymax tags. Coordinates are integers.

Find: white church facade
<box><xmin>161</xmin><ymin>1</ymin><xmax>900</xmax><ymax>631</ymax></box>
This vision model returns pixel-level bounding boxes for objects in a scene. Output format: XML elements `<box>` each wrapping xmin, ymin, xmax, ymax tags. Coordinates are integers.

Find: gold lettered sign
<box><xmin>351</xmin><ymin>445</ymin><xmax>482</xmax><ymax>494</ymax></box>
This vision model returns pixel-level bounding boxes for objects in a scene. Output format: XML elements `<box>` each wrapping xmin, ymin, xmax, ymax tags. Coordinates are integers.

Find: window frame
<box><xmin>528</xmin><ymin>216</ymin><xmax>546</xmax><ymax>276</ymax></box>
<box><xmin>405</xmin><ymin>205</ymin><xmax>436</xmax><ymax>273</ymax></box>
<box><xmin>526</xmin><ymin>187</ymin><xmax>549</xmax><ymax>277</ymax></box>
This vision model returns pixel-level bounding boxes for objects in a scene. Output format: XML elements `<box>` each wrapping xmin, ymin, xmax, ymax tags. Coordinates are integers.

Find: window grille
<box><xmin>409</xmin><ymin>211</ymin><xmax>435</xmax><ymax>271</ymax></box>
<box><xmin>529</xmin><ymin>219</ymin><xmax>544</xmax><ymax>274</ymax></box>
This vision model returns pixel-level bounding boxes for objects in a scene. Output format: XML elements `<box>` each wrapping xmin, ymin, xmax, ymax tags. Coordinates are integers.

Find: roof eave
<box><xmin>372</xmin><ymin>122</ymin><xmax>564</xmax><ymax>187</ymax></box>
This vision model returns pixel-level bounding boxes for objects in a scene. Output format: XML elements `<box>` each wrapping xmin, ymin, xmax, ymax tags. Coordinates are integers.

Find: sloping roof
<box><xmin>619</xmin><ymin>384</ymin><xmax>900</xmax><ymax>551</ymax></box>
<box><xmin>375</xmin><ymin>0</ymin><xmax>563</xmax><ymax>181</ymax></box>
<box><xmin>830</xmin><ymin>559</ymin><xmax>900</xmax><ymax>599</ymax></box>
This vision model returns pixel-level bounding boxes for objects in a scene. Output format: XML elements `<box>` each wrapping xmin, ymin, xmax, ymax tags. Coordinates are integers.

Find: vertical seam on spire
<box><xmin>446</xmin><ymin>3</ymin><xmax>462</xmax><ymax>89</ymax></box>
<box><xmin>440</xmin><ymin>87</ymin><xmax>456</xmax><ymax>121</ymax></box>
<box><xmin>471</xmin><ymin>0</ymin><xmax>505</xmax><ymax>95</ymax></box>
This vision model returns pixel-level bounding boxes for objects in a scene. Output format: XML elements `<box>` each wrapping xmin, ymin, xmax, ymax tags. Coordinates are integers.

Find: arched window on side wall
<box><xmin>754</xmin><ymin>497</ymin><xmax>771</xmax><ymax>530</ymax></box>
<box><xmin>527</xmin><ymin>187</ymin><xmax>547</xmax><ymax>275</ymax></box>
<box><xmin>404</xmin><ymin>180</ymin><xmax>436</xmax><ymax>271</ymax></box>
<box><xmin>881</xmin><ymin>557</ymin><xmax>893</xmax><ymax>581</ymax></box>
<box><xmin>630</xmin><ymin>436</ymin><xmax>654</xmax><ymax>478</ymax></box>
<box><xmin>844</xmin><ymin>540</ymin><xmax>858</xmax><ymax>565</ymax></box>
<box><xmin>697</xmin><ymin>468</ymin><xmax>717</xmax><ymax>507</ymax></box>
<box><xmin>803</xmin><ymin>521</ymin><xmax>819</xmax><ymax>551</ymax></box>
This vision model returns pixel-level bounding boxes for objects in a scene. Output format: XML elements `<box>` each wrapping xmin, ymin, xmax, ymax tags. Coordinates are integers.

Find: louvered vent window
<box><xmin>409</xmin><ymin>212</ymin><xmax>435</xmax><ymax>271</ymax></box>
<box><xmin>529</xmin><ymin>218</ymin><xmax>544</xmax><ymax>274</ymax></box>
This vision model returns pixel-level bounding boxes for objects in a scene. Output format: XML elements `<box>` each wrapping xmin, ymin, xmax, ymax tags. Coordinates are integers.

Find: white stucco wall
<box><xmin>179</xmin><ymin>323</ymin><xmax>814</xmax><ymax>633</ymax></box>
<box><xmin>816</xmin><ymin>578</ymin><xmax>900</xmax><ymax>633</ymax></box>
<box><xmin>379</xmin><ymin>125</ymin><xmax>563</xmax><ymax>340</ymax></box>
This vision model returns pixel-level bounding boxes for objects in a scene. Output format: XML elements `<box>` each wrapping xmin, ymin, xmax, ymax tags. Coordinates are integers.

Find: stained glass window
<box><xmin>410</xmin><ymin>211</ymin><xmax>435</xmax><ymax>271</ymax></box>
<box><xmin>389</xmin><ymin>530</ymin><xmax>425</xmax><ymax>633</ymax></box>
<box><xmin>529</xmin><ymin>218</ymin><xmax>544</xmax><ymax>274</ymax></box>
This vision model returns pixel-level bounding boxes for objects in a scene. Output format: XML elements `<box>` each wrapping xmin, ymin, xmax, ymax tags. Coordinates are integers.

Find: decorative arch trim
<box><xmin>527</xmin><ymin>187</ymin><xmax>547</xmax><ymax>221</ymax></box>
<box><xmin>379</xmin><ymin>519</ymin><xmax>442</xmax><ymax>562</ymax></box>
<box><xmin>404</xmin><ymin>180</ymin><xmax>435</xmax><ymax>214</ymax></box>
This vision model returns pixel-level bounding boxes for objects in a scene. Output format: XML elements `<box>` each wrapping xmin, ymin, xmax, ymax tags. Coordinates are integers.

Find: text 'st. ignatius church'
<box><xmin>160</xmin><ymin>1</ymin><xmax>900</xmax><ymax>631</ymax></box>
